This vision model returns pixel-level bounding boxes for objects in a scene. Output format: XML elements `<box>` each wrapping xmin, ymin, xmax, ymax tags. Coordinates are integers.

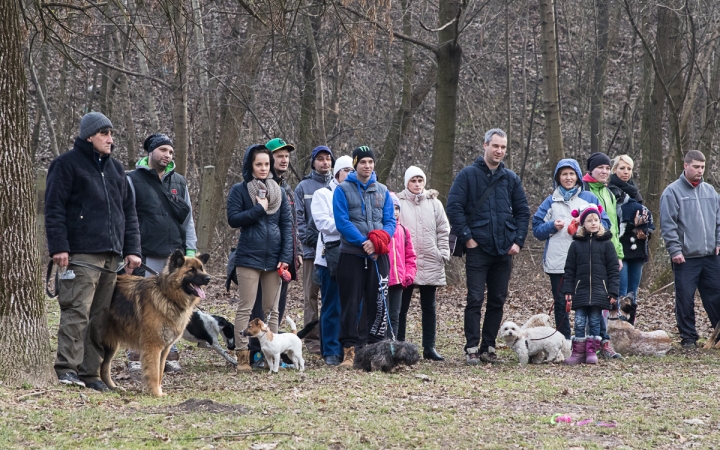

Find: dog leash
<box><xmin>370</xmin><ymin>256</ymin><xmax>396</xmax><ymax>355</ymax></box>
<box><xmin>45</xmin><ymin>259</ymin><xmax>159</xmax><ymax>298</ymax></box>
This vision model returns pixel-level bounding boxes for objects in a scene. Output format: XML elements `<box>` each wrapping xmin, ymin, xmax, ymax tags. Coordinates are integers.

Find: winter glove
<box><xmin>368</xmin><ymin>230</ymin><xmax>391</xmax><ymax>255</ymax></box>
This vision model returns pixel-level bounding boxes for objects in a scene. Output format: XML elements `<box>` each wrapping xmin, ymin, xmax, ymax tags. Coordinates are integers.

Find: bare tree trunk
<box><xmin>305</xmin><ymin>11</ymin><xmax>326</xmax><ymax>145</ymax></box>
<box><xmin>0</xmin><ymin>0</ymin><xmax>55</xmax><ymax>386</ymax></box>
<box><xmin>377</xmin><ymin>67</ymin><xmax>437</xmax><ymax>184</ymax></box>
<box><xmin>538</xmin><ymin>0</ymin><xmax>564</xmax><ymax>167</ymax></box>
<box><xmin>28</xmin><ymin>48</ymin><xmax>59</xmax><ymax>158</ymax></box>
<box><xmin>430</xmin><ymin>0</ymin><xmax>464</xmax><ymax>203</ymax></box>
<box><xmin>135</xmin><ymin>35</ymin><xmax>160</xmax><ymax>130</ymax></box>
<box><xmin>195</xmin><ymin>18</ymin><xmax>266</xmax><ymax>255</ymax></box>
<box><xmin>505</xmin><ymin>1</ymin><xmax>513</xmax><ymax>168</ymax></box>
<box><xmin>589</xmin><ymin>0</ymin><xmax>616</xmax><ymax>154</ymax></box>
<box><xmin>699</xmin><ymin>51</ymin><xmax>720</xmax><ymax>178</ymax></box>
<box><xmin>110</xmin><ymin>29</ymin><xmax>137</xmax><ymax>169</ymax></box>
<box><xmin>167</xmin><ymin>0</ymin><xmax>190</xmax><ymax>176</ymax></box>
<box><xmin>191</xmin><ymin>0</ymin><xmax>212</xmax><ymax>168</ymax></box>
<box><xmin>298</xmin><ymin>43</ymin><xmax>316</xmax><ymax>174</ymax></box>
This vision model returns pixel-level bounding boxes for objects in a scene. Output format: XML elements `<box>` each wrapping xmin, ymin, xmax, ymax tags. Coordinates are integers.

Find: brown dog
<box><xmin>606</xmin><ymin>297</ymin><xmax>672</xmax><ymax>357</ymax></box>
<box><xmin>100</xmin><ymin>250</ymin><xmax>210</xmax><ymax>396</ymax></box>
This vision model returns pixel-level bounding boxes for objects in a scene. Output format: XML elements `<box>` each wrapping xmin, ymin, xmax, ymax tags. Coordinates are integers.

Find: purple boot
<box><xmin>585</xmin><ymin>337</ymin><xmax>599</xmax><ymax>364</ymax></box>
<box><xmin>564</xmin><ymin>338</ymin><xmax>586</xmax><ymax>365</ymax></box>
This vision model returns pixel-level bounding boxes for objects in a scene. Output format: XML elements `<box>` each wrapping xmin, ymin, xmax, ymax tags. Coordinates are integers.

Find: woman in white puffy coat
<box><xmin>397</xmin><ymin>166</ymin><xmax>450</xmax><ymax>361</ymax></box>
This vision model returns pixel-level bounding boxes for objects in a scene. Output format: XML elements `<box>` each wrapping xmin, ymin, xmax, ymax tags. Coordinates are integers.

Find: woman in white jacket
<box><xmin>397</xmin><ymin>166</ymin><xmax>450</xmax><ymax>361</ymax></box>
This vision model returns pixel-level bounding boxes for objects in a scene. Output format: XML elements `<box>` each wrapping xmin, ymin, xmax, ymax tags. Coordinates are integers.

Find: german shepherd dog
<box><xmin>100</xmin><ymin>250</ymin><xmax>211</xmax><ymax>396</ymax></box>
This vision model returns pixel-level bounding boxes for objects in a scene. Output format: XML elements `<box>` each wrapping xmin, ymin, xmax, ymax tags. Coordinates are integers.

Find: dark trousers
<box><xmin>548</xmin><ymin>273</ymin><xmax>572</xmax><ymax>339</ymax></box>
<box><xmin>337</xmin><ymin>253</ymin><xmax>389</xmax><ymax>348</ymax></box>
<box><xmin>464</xmin><ymin>247</ymin><xmax>513</xmax><ymax>353</ymax></box>
<box><xmin>386</xmin><ymin>285</ymin><xmax>403</xmax><ymax>339</ymax></box>
<box><xmin>249</xmin><ymin>280</ymin><xmax>289</xmax><ymax>355</ymax></box>
<box><xmin>398</xmin><ymin>285</ymin><xmax>438</xmax><ymax>349</ymax></box>
<box><xmin>673</xmin><ymin>254</ymin><xmax>720</xmax><ymax>343</ymax></box>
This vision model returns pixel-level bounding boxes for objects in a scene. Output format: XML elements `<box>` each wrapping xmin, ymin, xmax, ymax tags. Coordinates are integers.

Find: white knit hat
<box><xmin>333</xmin><ymin>155</ymin><xmax>354</xmax><ymax>178</ymax></box>
<box><xmin>404</xmin><ymin>165</ymin><xmax>426</xmax><ymax>188</ymax></box>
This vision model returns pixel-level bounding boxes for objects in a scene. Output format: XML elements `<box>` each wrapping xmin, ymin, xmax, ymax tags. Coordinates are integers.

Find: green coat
<box><xmin>584</xmin><ymin>179</ymin><xmax>624</xmax><ymax>259</ymax></box>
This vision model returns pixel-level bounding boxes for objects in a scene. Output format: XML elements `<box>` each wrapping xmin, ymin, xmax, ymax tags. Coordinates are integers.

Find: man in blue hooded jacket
<box><xmin>333</xmin><ymin>146</ymin><xmax>396</xmax><ymax>368</ymax></box>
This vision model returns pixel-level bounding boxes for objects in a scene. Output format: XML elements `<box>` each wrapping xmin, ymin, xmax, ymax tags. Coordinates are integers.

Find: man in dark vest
<box><xmin>125</xmin><ymin>133</ymin><xmax>197</xmax><ymax>373</ymax></box>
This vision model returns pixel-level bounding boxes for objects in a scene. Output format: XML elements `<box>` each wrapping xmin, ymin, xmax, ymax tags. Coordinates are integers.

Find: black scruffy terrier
<box><xmin>353</xmin><ymin>341</ymin><xmax>420</xmax><ymax>372</ymax></box>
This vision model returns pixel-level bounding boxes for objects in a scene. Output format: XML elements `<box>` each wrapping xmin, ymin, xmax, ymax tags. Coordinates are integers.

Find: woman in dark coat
<box><xmin>563</xmin><ymin>204</ymin><xmax>620</xmax><ymax>365</ymax></box>
<box><xmin>607</xmin><ymin>154</ymin><xmax>654</xmax><ymax>310</ymax></box>
<box><xmin>227</xmin><ymin>144</ymin><xmax>293</xmax><ymax>372</ymax></box>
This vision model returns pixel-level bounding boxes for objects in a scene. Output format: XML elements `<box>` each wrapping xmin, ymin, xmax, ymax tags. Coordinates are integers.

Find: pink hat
<box><xmin>572</xmin><ymin>204</ymin><xmax>603</xmax><ymax>225</ymax></box>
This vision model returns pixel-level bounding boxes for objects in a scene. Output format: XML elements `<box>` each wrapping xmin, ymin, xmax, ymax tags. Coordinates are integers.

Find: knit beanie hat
<box><xmin>586</xmin><ymin>152</ymin><xmax>612</xmax><ymax>174</ymax></box>
<box><xmin>352</xmin><ymin>145</ymin><xmax>375</xmax><ymax>168</ymax></box>
<box><xmin>265</xmin><ymin>137</ymin><xmax>295</xmax><ymax>153</ymax></box>
<box><xmin>143</xmin><ymin>133</ymin><xmax>173</xmax><ymax>153</ymax></box>
<box><xmin>572</xmin><ymin>204</ymin><xmax>604</xmax><ymax>225</ymax></box>
<box><xmin>311</xmin><ymin>145</ymin><xmax>335</xmax><ymax>166</ymax></box>
<box><xmin>404</xmin><ymin>165</ymin><xmax>426</xmax><ymax>189</ymax></box>
<box><xmin>333</xmin><ymin>155</ymin><xmax>353</xmax><ymax>178</ymax></box>
<box><xmin>79</xmin><ymin>112</ymin><xmax>113</xmax><ymax>139</ymax></box>
<box><xmin>389</xmin><ymin>191</ymin><xmax>400</xmax><ymax>210</ymax></box>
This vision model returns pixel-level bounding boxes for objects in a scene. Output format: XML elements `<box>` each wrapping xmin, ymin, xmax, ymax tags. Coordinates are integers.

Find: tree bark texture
<box><xmin>589</xmin><ymin>0</ymin><xmax>616</xmax><ymax>154</ymax></box>
<box><xmin>0</xmin><ymin>0</ymin><xmax>55</xmax><ymax>387</ymax></box>
<box><xmin>167</xmin><ymin>0</ymin><xmax>190</xmax><ymax>176</ymax></box>
<box><xmin>195</xmin><ymin>18</ymin><xmax>266</xmax><ymax>254</ymax></box>
<box><xmin>538</xmin><ymin>0</ymin><xmax>564</xmax><ymax>167</ymax></box>
<box><xmin>430</xmin><ymin>0</ymin><xmax>463</xmax><ymax>203</ymax></box>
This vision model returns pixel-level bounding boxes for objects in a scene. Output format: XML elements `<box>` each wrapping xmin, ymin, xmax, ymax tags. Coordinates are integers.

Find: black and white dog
<box><xmin>183</xmin><ymin>310</ymin><xmax>237</xmax><ymax>366</ymax></box>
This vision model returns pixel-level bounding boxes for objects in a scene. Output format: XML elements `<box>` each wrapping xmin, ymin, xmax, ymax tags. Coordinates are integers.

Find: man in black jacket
<box><xmin>446</xmin><ymin>128</ymin><xmax>530</xmax><ymax>365</ymax></box>
<box><xmin>45</xmin><ymin>112</ymin><xmax>142</xmax><ymax>391</ymax></box>
<box><xmin>125</xmin><ymin>133</ymin><xmax>197</xmax><ymax>373</ymax></box>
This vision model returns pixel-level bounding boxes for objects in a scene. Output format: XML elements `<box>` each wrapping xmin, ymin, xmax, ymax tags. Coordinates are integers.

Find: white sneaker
<box><xmin>164</xmin><ymin>360</ymin><xmax>182</xmax><ymax>373</ymax></box>
<box><xmin>127</xmin><ymin>361</ymin><xmax>142</xmax><ymax>374</ymax></box>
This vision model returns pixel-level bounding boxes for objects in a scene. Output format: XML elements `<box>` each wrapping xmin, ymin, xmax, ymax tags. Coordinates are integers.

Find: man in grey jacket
<box><xmin>295</xmin><ymin>145</ymin><xmax>334</xmax><ymax>354</ymax></box>
<box><xmin>660</xmin><ymin>150</ymin><xmax>720</xmax><ymax>349</ymax></box>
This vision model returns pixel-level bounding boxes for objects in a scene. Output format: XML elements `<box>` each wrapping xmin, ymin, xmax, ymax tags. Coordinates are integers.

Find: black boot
<box><xmin>423</xmin><ymin>347</ymin><xmax>445</xmax><ymax>361</ymax></box>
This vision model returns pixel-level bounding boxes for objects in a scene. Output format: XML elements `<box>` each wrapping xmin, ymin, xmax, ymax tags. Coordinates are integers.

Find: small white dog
<box><xmin>520</xmin><ymin>314</ymin><xmax>572</xmax><ymax>361</ymax></box>
<box><xmin>241</xmin><ymin>316</ymin><xmax>305</xmax><ymax>373</ymax></box>
<box><xmin>500</xmin><ymin>321</ymin><xmax>567</xmax><ymax>365</ymax></box>
<box><xmin>521</xmin><ymin>314</ymin><xmax>554</xmax><ymax>329</ymax></box>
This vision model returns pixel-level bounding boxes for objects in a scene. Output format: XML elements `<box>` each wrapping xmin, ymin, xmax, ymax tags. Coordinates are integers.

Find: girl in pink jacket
<box><xmin>387</xmin><ymin>192</ymin><xmax>417</xmax><ymax>339</ymax></box>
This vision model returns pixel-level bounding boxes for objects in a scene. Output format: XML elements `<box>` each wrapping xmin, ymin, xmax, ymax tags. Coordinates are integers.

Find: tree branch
<box><xmin>49</xmin><ymin>37</ymin><xmax>172</xmax><ymax>88</ymax></box>
<box><xmin>337</xmin><ymin>4</ymin><xmax>437</xmax><ymax>53</ymax></box>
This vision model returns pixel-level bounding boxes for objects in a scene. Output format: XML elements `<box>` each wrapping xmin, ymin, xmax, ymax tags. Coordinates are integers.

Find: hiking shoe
<box><xmin>478</xmin><ymin>351</ymin><xmax>499</xmax><ymax>364</ymax></box>
<box><xmin>164</xmin><ymin>360</ymin><xmax>182</xmax><ymax>373</ymax></box>
<box><xmin>127</xmin><ymin>361</ymin><xmax>142</xmax><ymax>374</ymax></box>
<box><xmin>324</xmin><ymin>355</ymin><xmax>342</xmax><ymax>366</ymax></box>
<box><xmin>58</xmin><ymin>372</ymin><xmax>85</xmax><ymax>387</ymax></box>
<box><xmin>465</xmin><ymin>347</ymin><xmax>481</xmax><ymax>366</ymax></box>
<box><xmin>681</xmin><ymin>339</ymin><xmax>697</xmax><ymax>350</ymax></box>
<box><xmin>86</xmin><ymin>380</ymin><xmax>111</xmax><ymax>392</ymax></box>
<box><xmin>251</xmin><ymin>352</ymin><xmax>266</xmax><ymax>371</ymax></box>
<box><xmin>599</xmin><ymin>340</ymin><xmax>623</xmax><ymax>359</ymax></box>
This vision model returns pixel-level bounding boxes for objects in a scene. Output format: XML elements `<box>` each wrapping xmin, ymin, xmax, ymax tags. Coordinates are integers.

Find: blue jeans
<box><xmin>318</xmin><ymin>265</ymin><xmax>342</xmax><ymax>357</ymax></box>
<box><xmin>574</xmin><ymin>306</ymin><xmax>602</xmax><ymax>339</ymax></box>
<box><xmin>620</xmin><ymin>258</ymin><xmax>644</xmax><ymax>297</ymax></box>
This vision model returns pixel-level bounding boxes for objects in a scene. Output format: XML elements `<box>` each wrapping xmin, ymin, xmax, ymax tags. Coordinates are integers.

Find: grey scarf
<box><xmin>247</xmin><ymin>174</ymin><xmax>282</xmax><ymax>215</ymax></box>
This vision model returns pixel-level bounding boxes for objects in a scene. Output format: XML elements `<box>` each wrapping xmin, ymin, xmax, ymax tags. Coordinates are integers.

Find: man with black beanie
<box><xmin>45</xmin><ymin>112</ymin><xmax>142</xmax><ymax>391</ymax></box>
<box><xmin>333</xmin><ymin>145</ymin><xmax>396</xmax><ymax>368</ymax></box>
<box><xmin>125</xmin><ymin>133</ymin><xmax>197</xmax><ymax>373</ymax></box>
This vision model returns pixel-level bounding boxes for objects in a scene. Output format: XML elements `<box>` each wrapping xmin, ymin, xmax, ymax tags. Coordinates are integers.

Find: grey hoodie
<box><xmin>660</xmin><ymin>173</ymin><xmax>720</xmax><ymax>259</ymax></box>
<box><xmin>295</xmin><ymin>170</ymin><xmax>333</xmax><ymax>259</ymax></box>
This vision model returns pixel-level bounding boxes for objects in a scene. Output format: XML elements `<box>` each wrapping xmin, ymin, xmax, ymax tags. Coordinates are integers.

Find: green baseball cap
<box><xmin>265</xmin><ymin>138</ymin><xmax>295</xmax><ymax>152</ymax></box>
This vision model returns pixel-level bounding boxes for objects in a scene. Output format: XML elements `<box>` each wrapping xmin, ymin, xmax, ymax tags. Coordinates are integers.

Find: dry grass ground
<box><xmin>2</xmin><ymin>252</ymin><xmax>720</xmax><ymax>449</ymax></box>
